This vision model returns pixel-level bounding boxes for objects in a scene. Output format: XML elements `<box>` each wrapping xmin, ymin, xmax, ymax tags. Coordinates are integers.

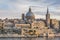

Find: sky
<box><xmin>0</xmin><ymin>0</ymin><xmax>60</xmax><ymax>20</ymax></box>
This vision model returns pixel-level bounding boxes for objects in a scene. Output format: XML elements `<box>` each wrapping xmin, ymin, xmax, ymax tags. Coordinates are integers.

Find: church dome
<box><xmin>26</xmin><ymin>7</ymin><xmax>35</xmax><ymax>20</ymax></box>
<box><xmin>26</xmin><ymin>11</ymin><xmax>34</xmax><ymax>17</ymax></box>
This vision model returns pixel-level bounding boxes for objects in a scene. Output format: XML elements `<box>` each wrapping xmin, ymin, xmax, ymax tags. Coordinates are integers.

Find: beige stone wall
<box><xmin>31</xmin><ymin>21</ymin><xmax>45</xmax><ymax>29</ymax></box>
<box><xmin>0</xmin><ymin>22</ymin><xmax>4</xmax><ymax>28</ymax></box>
<box><xmin>15</xmin><ymin>24</ymin><xmax>30</xmax><ymax>28</ymax></box>
<box><xmin>51</xmin><ymin>19</ymin><xmax>59</xmax><ymax>29</ymax></box>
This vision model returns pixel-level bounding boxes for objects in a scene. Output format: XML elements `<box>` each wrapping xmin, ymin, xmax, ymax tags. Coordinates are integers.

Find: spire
<box><xmin>47</xmin><ymin>7</ymin><xmax>49</xmax><ymax>14</ymax></box>
<box><xmin>29</xmin><ymin>7</ymin><xmax>31</xmax><ymax>12</ymax></box>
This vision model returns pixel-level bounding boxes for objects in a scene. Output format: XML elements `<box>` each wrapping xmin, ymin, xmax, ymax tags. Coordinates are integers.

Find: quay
<box><xmin>0</xmin><ymin>33</ymin><xmax>58</xmax><ymax>38</ymax></box>
<box><xmin>0</xmin><ymin>34</ymin><xmax>37</xmax><ymax>38</ymax></box>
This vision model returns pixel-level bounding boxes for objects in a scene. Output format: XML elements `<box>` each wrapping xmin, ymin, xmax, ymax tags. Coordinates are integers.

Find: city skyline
<box><xmin>0</xmin><ymin>0</ymin><xmax>60</xmax><ymax>20</ymax></box>
<box><xmin>0</xmin><ymin>0</ymin><xmax>60</xmax><ymax>37</ymax></box>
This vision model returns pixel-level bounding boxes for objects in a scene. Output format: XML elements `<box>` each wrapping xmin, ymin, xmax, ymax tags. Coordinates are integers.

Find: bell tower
<box><xmin>22</xmin><ymin>13</ymin><xmax>25</xmax><ymax>20</ymax></box>
<box><xmin>46</xmin><ymin>7</ymin><xmax>50</xmax><ymax>28</ymax></box>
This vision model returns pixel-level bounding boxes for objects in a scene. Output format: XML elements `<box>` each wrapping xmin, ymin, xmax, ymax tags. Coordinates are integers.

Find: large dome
<box><xmin>26</xmin><ymin>8</ymin><xmax>34</xmax><ymax>17</ymax></box>
<box><xmin>26</xmin><ymin>7</ymin><xmax>35</xmax><ymax>20</ymax></box>
<box><xmin>26</xmin><ymin>11</ymin><xmax>34</xmax><ymax>17</ymax></box>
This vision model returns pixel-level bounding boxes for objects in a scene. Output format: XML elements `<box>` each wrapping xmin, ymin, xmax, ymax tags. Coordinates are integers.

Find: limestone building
<box><xmin>50</xmin><ymin>19</ymin><xmax>59</xmax><ymax>29</ymax></box>
<box><xmin>31</xmin><ymin>21</ymin><xmax>45</xmax><ymax>29</ymax></box>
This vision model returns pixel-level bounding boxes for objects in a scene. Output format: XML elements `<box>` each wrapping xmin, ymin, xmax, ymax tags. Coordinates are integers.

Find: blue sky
<box><xmin>0</xmin><ymin>0</ymin><xmax>60</xmax><ymax>20</ymax></box>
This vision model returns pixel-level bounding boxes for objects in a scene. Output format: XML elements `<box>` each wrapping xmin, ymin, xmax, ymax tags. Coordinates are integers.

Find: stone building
<box><xmin>15</xmin><ymin>24</ymin><xmax>30</xmax><ymax>29</ymax></box>
<box><xmin>31</xmin><ymin>21</ymin><xmax>45</xmax><ymax>29</ymax></box>
<box><xmin>50</xmin><ymin>19</ymin><xmax>59</xmax><ymax>29</ymax></box>
<box><xmin>0</xmin><ymin>22</ymin><xmax>4</xmax><ymax>29</ymax></box>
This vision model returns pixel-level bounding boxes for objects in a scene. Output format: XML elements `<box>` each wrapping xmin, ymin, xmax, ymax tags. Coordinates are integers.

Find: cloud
<box><xmin>0</xmin><ymin>0</ymin><xmax>60</xmax><ymax>20</ymax></box>
<box><xmin>35</xmin><ymin>14</ymin><xmax>60</xmax><ymax>20</ymax></box>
